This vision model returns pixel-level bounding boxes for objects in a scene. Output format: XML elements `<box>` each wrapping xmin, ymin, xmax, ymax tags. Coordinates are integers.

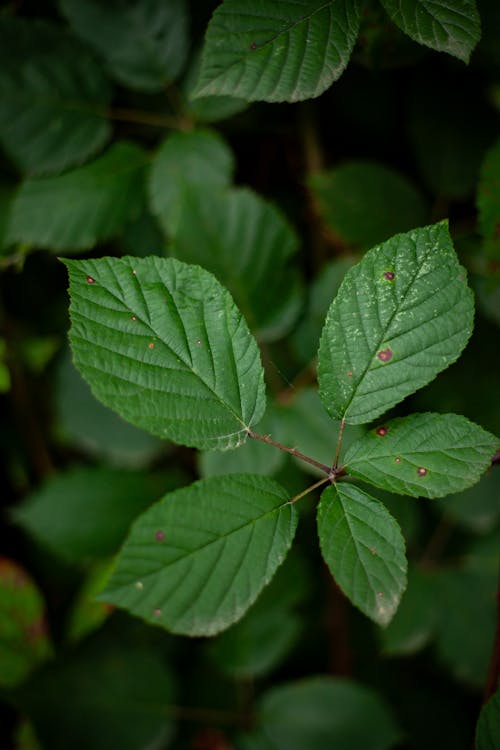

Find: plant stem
<box><xmin>289</xmin><ymin>476</ymin><xmax>331</xmax><ymax>505</ymax></box>
<box><xmin>483</xmin><ymin>552</ymin><xmax>500</xmax><ymax>704</ymax></box>
<box><xmin>247</xmin><ymin>430</ymin><xmax>332</xmax><ymax>475</ymax></box>
<box><xmin>108</xmin><ymin>106</ymin><xmax>191</xmax><ymax>130</ymax></box>
<box><xmin>332</xmin><ymin>418</ymin><xmax>345</xmax><ymax>469</ymax></box>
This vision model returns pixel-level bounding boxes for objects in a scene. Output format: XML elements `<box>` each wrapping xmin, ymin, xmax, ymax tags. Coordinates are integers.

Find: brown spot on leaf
<box><xmin>347</xmin><ymin>371</ymin><xmax>353</xmax><ymax>377</ymax></box>
<box><xmin>395</xmin><ymin>457</ymin><xmax>401</xmax><ymax>463</ymax></box>
<box><xmin>130</xmin><ymin>315</ymin><xmax>136</xmax><ymax>321</ymax></box>
<box><xmin>153</xmin><ymin>608</ymin><xmax>162</xmax><ymax>618</ymax></box>
<box><xmin>384</xmin><ymin>271</ymin><xmax>395</xmax><ymax>281</ymax></box>
<box><xmin>148</xmin><ymin>342</ymin><xmax>155</xmax><ymax>349</ymax></box>
<box><xmin>86</xmin><ymin>276</ymin><xmax>95</xmax><ymax>284</ymax></box>
<box><xmin>195</xmin><ymin>339</ymin><xmax>201</xmax><ymax>345</ymax></box>
<box><xmin>250</xmin><ymin>41</ymin><xmax>257</xmax><ymax>50</ymax></box>
<box><xmin>370</xmin><ymin>547</ymin><xmax>377</xmax><ymax>555</ymax></box>
<box><xmin>376</xmin><ymin>426</ymin><xmax>388</xmax><ymax>437</ymax></box>
<box><xmin>155</xmin><ymin>530</ymin><xmax>165</xmax><ymax>542</ymax></box>
<box><xmin>377</xmin><ymin>592</ymin><xmax>384</xmax><ymax>598</ymax></box>
<box><xmin>417</xmin><ymin>467</ymin><xmax>428</xmax><ymax>476</ymax></box>
<box><xmin>377</xmin><ymin>347</ymin><xmax>393</xmax><ymax>362</ymax></box>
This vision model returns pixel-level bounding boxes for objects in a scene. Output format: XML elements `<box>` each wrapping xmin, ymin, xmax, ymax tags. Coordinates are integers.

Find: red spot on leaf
<box><xmin>395</xmin><ymin>457</ymin><xmax>401</xmax><ymax>463</ymax></box>
<box><xmin>384</xmin><ymin>271</ymin><xmax>395</xmax><ymax>281</ymax></box>
<box><xmin>86</xmin><ymin>276</ymin><xmax>95</xmax><ymax>284</ymax></box>
<box><xmin>148</xmin><ymin>342</ymin><xmax>155</xmax><ymax>349</ymax></box>
<box><xmin>347</xmin><ymin>371</ymin><xmax>353</xmax><ymax>377</ymax></box>
<box><xmin>250</xmin><ymin>41</ymin><xmax>257</xmax><ymax>50</ymax></box>
<box><xmin>376</xmin><ymin>426</ymin><xmax>388</xmax><ymax>437</ymax></box>
<box><xmin>417</xmin><ymin>467</ymin><xmax>428</xmax><ymax>476</ymax></box>
<box><xmin>155</xmin><ymin>530</ymin><xmax>165</xmax><ymax>542</ymax></box>
<box><xmin>377</xmin><ymin>348</ymin><xmax>393</xmax><ymax>362</ymax></box>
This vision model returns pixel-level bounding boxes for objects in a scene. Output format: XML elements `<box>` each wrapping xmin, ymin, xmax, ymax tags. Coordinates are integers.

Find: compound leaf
<box><xmin>318</xmin><ymin>222</ymin><xmax>474</xmax><ymax>425</ymax></box>
<box><xmin>100</xmin><ymin>474</ymin><xmax>297</xmax><ymax>636</ymax></box>
<box><xmin>344</xmin><ymin>413</ymin><xmax>499</xmax><ymax>498</ymax></box>
<box><xmin>194</xmin><ymin>0</ymin><xmax>361</xmax><ymax>103</ymax></box>
<box><xmin>0</xmin><ymin>18</ymin><xmax>111</xmax><ymax>175</ymax></box>
<box><xmin>63</xmin><ymin>256</ymin><xmax>266</xmax><ymax>450</ymax></box>
<box><xmin>7</xmin><ymin>143</ymin><xmax>147</xmax><ymax>251</ymax></box>
<box><xmin>379</xmin><ymin>0</ymin><xmax>481</xmax><ymax>63</ymax></box>
<box><xmin>61</xmin><ymin>0</ymin><xmax>188</xmax><ymax>91</ymax></box>
<box><xmin>318</xmin><ymin>483</ymin><xmax>407</xmax><ymax>626</ymax></box>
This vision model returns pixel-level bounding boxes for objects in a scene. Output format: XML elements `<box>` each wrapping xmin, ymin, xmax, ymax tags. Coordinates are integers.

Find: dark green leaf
<box><xmin>168</xmin><ymin>186</ymin><xmax>302</xmax><ymax>341</ymax></box>
<box><xmin>478</xmin><ymin>137</ymin><xmax>500</xmax><ymax>258</ymax></box>
<box><xmin>101</xmin><ymin>474</ymin><xmax>297</xmax><ymax>636</ymax></box>
<box><xmin>0</xmin><ymin>18</ymin><xmax>111</xmax><ymax>175</ymax></box>
<box><xmin>148</xmin><ymin>128</ymin><xmax>235</xmax><ymax>236</ymax></box>
<box><xmin>64</xmin><ymin>256</ymin><xmax>266</xmax><ymax>450</ymax></box>
<box><xmin>12</xmin><ymin>467</ymin><xmax>172</xmax><ymax>564</ymax></box>
<box><xmin>184</xmin><ymin>50</ymin><xmax>249</xmax><ymax>123</ymax></box>
<box><xmin>65</xmin><ymin>562</ymin><xmax>114</xmax><ymax>643</ymax></box>
<box><xmin>242</xmin><ymin>676</ymin><xmax>401</xmax><ymax>750</ymax></box>
<box><xmin>317</xmin><ymin>483</ymin><xmax>407</xmax><ymax>626</ymax></box>
<box><xmin>441</xmin><ymin>469</ymin><xmax>500</xmax><ymax>533</ymax></box>
<box><xmin>379</xmin><ymin>566</ymin><xmax>437</xmax><ymax>655</ymax></box>
<box><xmin>309</xmin><ymin>161</ymin><xmax>428</xmax><ymax>248</ymax></box>
<box><xmin>7</xmin><ymin>143</ymin><xmax>148</xmax><ymax>251</ymax></box>
<box><xmin>0</xmin><ymin>558</ymin><xmax>52</xmax><ymax>687</ymax></box>
<box><xmin>0</xmin><ymin>183</ymin><xmax>14</xmax><ymax>252</ymax></box>
<box><xmin>194</xmin><ymin>0</ymin><xmax>362</xmax><ymax>103</ymax></box>
<box><xmin>344</xmin><ymin>413</ymin><xmax>498</xmax><ymax>498</ymax></box>
<box><xmin>60</xmin><ymin>0</ymin><xmax>188</xmax><ymax>91</ymax></box>
<box><xmin>318</xmin><ymin>222</ymin><xmax>474</xmax><ymax>424</ymax></box>
<box><xmin>379</xmin><ymin>0</ymin><xmax>481</xmax><ymax>62</ymax></box>
<box><xmin>476</xmin><ymin>690</ymin><xmax>500</xmax><ymax>750</ymax></box>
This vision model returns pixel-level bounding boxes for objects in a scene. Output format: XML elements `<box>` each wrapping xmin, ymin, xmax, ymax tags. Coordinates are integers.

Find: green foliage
<box><xmin>476</xmin><ymin>691</ymin><xmax>500</xmax><ymax>750</ymax></box>
<box><xmin>1</xmin><ymin>3</ymin><xmax>499</xmax><ymax>748</ymax></box>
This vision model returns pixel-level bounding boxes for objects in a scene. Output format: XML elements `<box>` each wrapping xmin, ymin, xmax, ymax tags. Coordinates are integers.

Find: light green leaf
<box><xmin>476</xmin><ymin>690</ymin><xmax>500</xmax><ymax>750</ymax></box>
<box><xmin>309</xmin><ymin>161</ymin><xmax>428</xmax><ymax>248</ymax></box>
<box><xmin>7</xmin><ymin>143</ymin><xmax>148</xmax><ymax>251</ymax></box>
<box><xmin>0</xmin><ymin>558</ymin><xmax>52</xmax><ymax>688</ymax></box>
<box><xmin>242</xmin><ymin>676</ymin><xmax>401</xmax><ymax>750</ymax></box>
<box><xmin>478</xmin><ymin>138</ymin><xmax>500</xmax><ymax>259</ymax></box>
<box><xmin>12</xmin><ymin>467</ymin><xmax>173</xmax><ymax>564</ymax></box>
<box><xmin>0</xmin><ymin>18</ymin><xmax>111</xmax><ymax>175</ymax></box>
<box><xmin>168</xmin><ymin>186</ymin><xmax>302</xmax><ymax>341</ymax></box>
<box><xmin>317</xmin><ymin>222</ymin><xmax>474</xmax><ymax>424</ymax></box>
<box><xmin>317</xmin><ymin>483</ymin><xmax>407</xmax><ymax>626</ymax></box>
<box><xmin>194</xmin><ymin>0</ymin><xmax>362</xmax><ymax>103</ymax></box>
<box><xmin>148</xmin><ymin>129</ymin><xmax>235</xmax><ymax>236</ymax></box>
<box><xmin>344</xmin><ymin>413</ymin><xmax>498</xmax><ymax>498</ymax></box>
<box><xmin>100</xmin><ymin>474</ymin><xmax>297</xmax><ymax>636</ymax></box>
<box><xmin>63</xmin><ymin>256</ymin><xmax>266</xmax><ymax>450</ymax></box>
<box><xmin>379</xmin><ymin>0</ymin><xmax>481</xmax><ymax>63</ymax></box>
<box><xmin>60</xmin><ymin>0</ymin><xmax>188</xmax><ymax>91</ymax></box>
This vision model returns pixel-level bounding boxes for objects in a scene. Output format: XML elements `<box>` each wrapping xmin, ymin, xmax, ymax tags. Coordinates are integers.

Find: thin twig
<box><xmin>247</xmin><ymin>430</ymin><xmax>332</xmax><ymax>475</ymax></box>
<box><xmin>333</xmin><ymin>418</ymin><xmax>345</xmax><ymax>469</ymax></box>
<box><xmin>289</xmin><ymin>476</ymin><xmax>331</xmax><ymax>505</ymax></box>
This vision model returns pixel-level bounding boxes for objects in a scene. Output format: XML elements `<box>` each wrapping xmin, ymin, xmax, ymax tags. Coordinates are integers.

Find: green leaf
<box><xmin>101</xmin><ymin>474</ymin><xmax>297</xmax><ymax>636</ymax></box>
<box><xmin>66</xmin><ymin>561</ymin><xmax>114</xmax><ymax>643</ymax></box>
<box><xmin>148</xmin><ymin>129</ymin><xmax>235</xmax><ymax>236</ymax></box>
<box><xmin>55</xmin><ymin>349</ymin><xmax>164</xmax><ymax>468</ymax></box>
<box><xmin>317</xmin><ymin>222</ymin><xmax>474</xmax><ymax>424</ymax></box>
<box><xmin>63</xmin><ymin>256</ymin><xmax>266</xmax><ymax>450</ymax></box>
<box><xmin>168</xmin><ymin>186</ymin><xmax>302</xmax><ymax>341</ymax></box>
<box><xmin>0</xmin><ymin>182</ymin><xmax>14</xmax><ymax>252</ymax></box>
<box><xmin>241</xmin><ymin>676</ymin><xmax>401</xmax><ymax>750</ymax></box>
<box><xmin>60</xmin><ymin>0</ymin><xmax>188</xmax><ymax>92</ymax></box>
<box><xmin>184</xmin><ymin>50</ymin><xmax>249</xmax><ymax>123</ymax></box>
<box><xmin>17</xmin><ymin>631</ymin><xmax>175</xmax><ymax>750</ymax></box>
<box><xmin>309</xmin><ymin>162</ymin><xmax>428</xmax><ymax>248</ymax></box>
<box><xmin>441</xmin><ymin>469</ymin><xmax>500</xmax><ymax>534</ymax></box>
<box><xmin>194</xmin><ymin>0</ymin><xmax>362</xmax><ymax>103</ymax></box>
<box><xmin>0</xmin><ymin>18</ymin><xmax>111</xmax><ymax>175</ymax></box>
<box><xmin>379</xmin><ymin>0</ymin><xmax>481</xmax><ymax>63</ymax></box>
<box><xmin>478</xmin><ymin>138</ymin><xmax>500</xmax><ymax>259</ymax></box>
<box><xmin>317</xmin><ymin>483</ymin><xmax>407</xmax><ymax>626</ymax></box>
<box><xmin>0</xmin><ymin>558</ymin><xmax>52</xmax><ymax>688</ymax></box>
<box><xmin>476</xmin><ymin>690</ymin><xmax>500</xmax><ymax>750</ymax></box>
<box><xmin>343</xmin><ymin>413</ymin><xmax>498</xmax><ymax>498</ymax></box>
<box><xmin>7</xmin><ymin>143</ymin><xmax>148</xmax><ymax>251</ymax></box>
<box><xmin>12</xmin><ymin>467</ymin><xmax>173</xmax><ymax>565</ymax></box>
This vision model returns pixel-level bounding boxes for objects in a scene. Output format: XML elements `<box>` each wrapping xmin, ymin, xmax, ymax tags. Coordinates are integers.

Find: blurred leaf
<box><xmin>12</xmin><ymin>467</ymin><xmax>174</xmax><ymax>565</ymax></box>
<box><xmin>318</xmin><ymin>222</ymin><xmax>474</xmax><ymax>424</ymax></box>
<box><xmin>380</xmin><ymin>0</ymin><xmax>481</xmax><ymax>62</ymax></box>
<box><xmin>410</xmin><ymin>78</ymin><xmax>495</xmax><ymax>199</ymax></box>
<box><xmin>120</xmin><ymin>211</ymin><xmax>166</xmax><ymax>257</ymax></box>
<box><xmin>309</xmin><ymin>162</ymin><xmax>428</xmax><ymax>248</ymax></box>
<box><xmin>66</xmin><ymin>561</ymin><xmax>115</xmax><ymax>643</ymax></box>
<box><xmin>199</xmin><ymin>408</ymin><xmax>286</xmax><ymax>478</ymax></box>
<box><xmin>101</xmin><ymin>474</ymin><xmax>297</xmax><ymax>636</ymax></box>
<box><xmin>149</xmin><ymin>129</ymin><xmax>235</xmax><ymax>236</ymax></box>
<box><xmin>64</xmin><ymin>256</ymin><xmax>266</xmax><ymax>450</ymax></box>
<box><xmin>0</xmin><ymin>18</ymin><xmax>111</xmax><ymax>175</ymax></box>
<box><xmin>0</xmin><ymin>182</ymin><xmax>14</xmax><ymax>251</ymax></box>
<box><xmin>318</xmin><ymin>483</ymin><xmax>407</xmax><ymax>626</ymax></box>
<box><xmin>473</xmin><ymin>265</ymin><xmax>500</xmax><ymax>327</ymax></box>
<box><xmin>441</xmin><ymin>469</ymin><xmax>500</xmax><ymax>533</ymax></box>
<box><xmin>208</xmin><ymin>554</ymin><xmax>309</xmax><ymax>679</ymax></box>
<box><xmin>291</xmin><ymin>257</ymin><xmax>357</xmax><ymax>364</ymax></box>
<box><xmin>194</xmin><ymin>0</ymin><xmax>361</xmax><ymax>103</ymax></box>
<box><xmin>184</xmin><ymin>50</ymin><xmax>249</xmax><ymax>123</ymax></box>
<box><xmin>276</xmin><ymin>388</ymin><xmax>364</xmax><ymax>476</ymax></box>
<box><xmin>239</xmin><ymin>676</ymin><xmax>401</xmax><ymax>749</ymax></box>
<box><xmin>344</xmin><ymin>413</ymin><xmax>498</xmax><ymax>498</ymax></box>
<box><xmin>476</xmin><ymin>690</ymin><xmax>500</xmax><ymax>750</ymax></box>
<box><xmin>0</xmin><ymin>558</ymin><xmax>52</xmax><ymax>688</ymax></box>
<box><xmin>17</xmin><ymin>632</ymin><xmax>175</xmax><ymax>750</ymax></box>
<box><xmin>60</xmin><ymin>0</ymin><xmax>188</xmax><ymax>91</ymax></box>
<box><xmin>7</xmin><ymin>142</ymin><xmax>148</xmax><ymax>252</ymax></box>
<box><xmin>55</xmin><ymin>349</ymin><xmax>164</xmax><ymax>468</ymax></box>
<box><xmin>353</xmin><ymin>2</ymin><xmax>427</xmax><ymax>69</ymax></box>
<box><xmin>478</xmin><ymin>137</ymin><xmax>500</xmax><ymax>258</ymax></box>
<box><xmin>380</xmin><ymin>566</ymin><xmax>438</xmax><ymax>655</ymax></box>
<box><xmin>168</xmin><ymin>186</ymin><xmax>302</xmax><ymax>341</ymax></box>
